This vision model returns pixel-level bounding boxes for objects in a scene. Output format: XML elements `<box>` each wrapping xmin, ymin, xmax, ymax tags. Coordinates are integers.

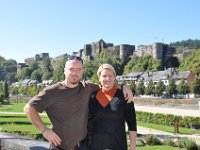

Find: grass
<box><xmin>137</xmin><ymin>121</ymin><xmax>200</xmax><ymax>135</ymax></box>
<box><xmin>0</xmin><ymin>113</ymin><xmax>50</xmax><ymax>139</ymax></box>
<box><xmin>0</xmin><ymin>102</ymin><xmax>26</xmax><ymax>112</ymax></box>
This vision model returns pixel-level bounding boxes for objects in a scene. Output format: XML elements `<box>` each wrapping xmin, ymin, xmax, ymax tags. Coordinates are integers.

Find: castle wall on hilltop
<box><xmin>77</xmin><ymin>39</ymin><xmax>135</xmax><ymax>62</ymax></box>
<box><xmin>135</xmin><ymin>42</ymin><xmax>176</xmax><ymax>62</ymax></box>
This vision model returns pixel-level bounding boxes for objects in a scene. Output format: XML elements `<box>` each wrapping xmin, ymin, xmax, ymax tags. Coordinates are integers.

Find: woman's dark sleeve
<box><xmin>125</xmin><ymin>102</ymin><xmax>137</xmax><ymax>131</ymax></box>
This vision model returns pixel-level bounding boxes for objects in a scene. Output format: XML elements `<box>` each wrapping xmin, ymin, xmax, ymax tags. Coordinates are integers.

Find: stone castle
<box><xmin>73</xmin><ymin>39</ymin><xmax>135</xmax><ymax>62</ymax></box>
<box><xmin>135</xmin><ymin>42</ymin><xmax>176</xmax><ymax>62</ymax></box>
<box><xmin>73</xmin><ymin>39</ymin><xmax>176</xmax><ymax>64</ymax></box>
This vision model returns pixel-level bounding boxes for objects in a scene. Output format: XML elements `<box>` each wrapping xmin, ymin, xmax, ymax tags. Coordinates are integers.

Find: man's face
<box><xmin>64</xmin><ymin>60</ymin><xmax>83</xmax><ymax>85</ymax></box>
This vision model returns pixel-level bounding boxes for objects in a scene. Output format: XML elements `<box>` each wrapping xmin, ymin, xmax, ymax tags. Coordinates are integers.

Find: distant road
<box><xmin>135</xmin><ymin>105</ymin><xmax>200</xmax><ymax>117</ymax></box>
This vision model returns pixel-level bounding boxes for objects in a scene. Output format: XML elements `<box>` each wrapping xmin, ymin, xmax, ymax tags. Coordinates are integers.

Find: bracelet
<box><xmin>41</xmin><ymin>127</ymin><xmax>48</xmax><ymax>134</ymax></box>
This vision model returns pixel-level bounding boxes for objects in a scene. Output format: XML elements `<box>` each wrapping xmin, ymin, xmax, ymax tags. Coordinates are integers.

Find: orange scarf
<box><xmin>96</xmin><ymin>86</ymin><xmax>117</xmax><ymax>107</ymax></box>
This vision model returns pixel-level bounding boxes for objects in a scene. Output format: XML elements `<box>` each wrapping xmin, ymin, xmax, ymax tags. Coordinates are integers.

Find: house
<box><xmin>116</xmin><ymin>72</ymin><xmax>143</xmax><ymax>84</ymax></box>
<box><xmin>172</xmin><ymin>70</ymin><xmax>196</xmax><ymax>89</ymax></box>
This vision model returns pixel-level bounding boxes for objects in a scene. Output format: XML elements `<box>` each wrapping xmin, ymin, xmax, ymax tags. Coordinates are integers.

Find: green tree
<box><xmin>136</xmin><ymin>79</ymin><xmax>144</xmax><ymax>95</ymax></box>
<box><xmin>145</xmin><ymin>79</ymin><xmax>155</xmax><ymax>95</ymax></box>
<box><xmin>27</xmin><ymin>85</ymin><xmax>38</xmax><ymax>97</ymax></box>
<box><xmin>52</xmin><ymin>56</ymin><xmax>67</xmax><ymax>82</ymax></box>
<box><xmin>6</xmin><ymin>72</ymin><xmax>17</xmax><ymax>83</ymax></box>
<box><xmin>176</xmin><ymin>79</ymin><xmax>189</xmax><ymax>95</ymax></box>
<box><xmin>91</xmin><ymin>73</ymin><xmax>99</xmax><ymax>84</ymax></box>
<box><xmin>0</xmin><ymin>82</ymin><xmax>4</xmax><ymax>103</ymax></box>
<box><xmin>129</xmin><ymin>80</ymin><xmax>136</xmax><ymax>94</ymax></box>
<box><xmin>42</xmin><ymin>71</ymin><xmax>52</xmax><ymax>81</ymax></box>
<box><xmin>192</xmin><ymin>77</ymin><xmax>200</xmax><ymax>97</ymax></box>
<box><xmin>155</xmin><ymin>80</ymin><xmax>165</xmax><ymax>96</ymax></box>
<box><xmin>166</xmin><ymin>79</ymin><xmax>176</xmax><ymax>97</ymax></box>
<box><xmin>124</xmin><ymin>54</ymin><xmax>161</xmax><ymax>74</ymax></box>
<box><xmin>41</xmin><ymin>56</ymin><xmax>52</xmax><ymax>72</ymax></box>
<box><xmin>29</xmin><ymin>61</ymin><xmax>39</xmax><ymax>71</ymax></box>
<box><xmin>17</xmin><ymin>67</ymin><xmax>32</xmax><ymax>80</ymax></box>
<box><xmin>31</xmin><ymin>69</ymin><xmax>42</xmax><ymax>82</ymax></box>
<box><xmin>3</xmin><ymin>80</ymin><xmax>9</xmax><ymax>100</ymax></box>
<box><xmin>83</xmin><ymin>60</ymin><xmax>99</xmax><ymax>80</ymax></box>
<box><xmin>96</xmin><ymin>50</ymin><xmax>123</xmax><ymax>75</ymax></box>
<box><xmin>179</xmin><ymin>49</ymin><xmax>200</xmax><ymax>76</ymax></box>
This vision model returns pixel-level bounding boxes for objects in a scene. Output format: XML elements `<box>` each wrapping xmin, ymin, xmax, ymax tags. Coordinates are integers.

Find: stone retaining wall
<box><xmin>0</xmin><ymin>132</ymin><xmax>49</xmax><ymax>150</ymax></box>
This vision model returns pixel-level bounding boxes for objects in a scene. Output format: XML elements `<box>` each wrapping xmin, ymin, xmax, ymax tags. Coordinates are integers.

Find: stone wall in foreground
<box><xmin>0</xmin><ymin>132</ymin><xmax>49</xmax><ymax>150</ymax></box>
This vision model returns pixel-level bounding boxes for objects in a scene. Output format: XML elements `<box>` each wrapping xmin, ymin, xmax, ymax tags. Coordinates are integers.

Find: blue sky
<box><xmin>0</xmin><ymin>0</ymin><xmax>199</xmax><ymax>63</ymax></box>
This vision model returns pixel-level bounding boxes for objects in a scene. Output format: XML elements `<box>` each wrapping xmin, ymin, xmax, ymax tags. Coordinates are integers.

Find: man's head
<box><xmin>64</xmin><ymin>56</ymin><xmax>84</xmax><ymax>87</ymax></box>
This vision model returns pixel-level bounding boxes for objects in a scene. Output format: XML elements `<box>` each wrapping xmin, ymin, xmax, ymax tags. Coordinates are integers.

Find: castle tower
<box><xmin>152</xmin><ymin>43</ymin><xmax>163</xmax><ymax>60</ymax></box>
<box><xmin>120</xmin><ymin>44</ymin><xmax>135</xmax><ymax>62</ymax></box>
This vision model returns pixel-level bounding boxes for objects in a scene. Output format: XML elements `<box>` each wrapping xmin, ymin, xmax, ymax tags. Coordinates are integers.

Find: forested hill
<box><xmin>169</xmin><ymin>39</ymin><xmax>200</xmax><ymax>53</ymax></box>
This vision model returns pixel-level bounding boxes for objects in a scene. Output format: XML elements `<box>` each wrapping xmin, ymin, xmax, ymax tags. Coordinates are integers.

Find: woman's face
<box><xmin>99</xmin><ymin>69</ymin><xmax>115</xmax><ymax>90</ymax></box>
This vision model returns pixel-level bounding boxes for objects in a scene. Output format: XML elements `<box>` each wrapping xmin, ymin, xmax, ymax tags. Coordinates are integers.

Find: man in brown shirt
<box><xmin>24</xmin><ymin>56</ymin><xmax>134</xmax><ymax>150</ymax></box>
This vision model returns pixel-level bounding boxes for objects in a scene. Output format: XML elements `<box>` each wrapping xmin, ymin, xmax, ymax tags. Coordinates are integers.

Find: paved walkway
<box><xmin>137</xmin><ymin>126</ymin><xmax>200</xmax><ymax>144</ymax></box>
<box><xmin>135</xmin><ymin>105</ymin><xmax>200</xmax><ymax>117</ymax></box>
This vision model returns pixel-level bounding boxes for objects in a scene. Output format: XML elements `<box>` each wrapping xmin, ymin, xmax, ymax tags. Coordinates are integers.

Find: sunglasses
<box><xmin>68</xmin><ymin>56</ymin><xmax>83</xmax><ymax>64</ymax></box>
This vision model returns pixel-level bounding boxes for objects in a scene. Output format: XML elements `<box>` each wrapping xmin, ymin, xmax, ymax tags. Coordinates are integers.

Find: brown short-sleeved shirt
<box><xmin>28</xmin><ymin>81</ymin><xmax>99</xmax><ymax>149</ymax></box>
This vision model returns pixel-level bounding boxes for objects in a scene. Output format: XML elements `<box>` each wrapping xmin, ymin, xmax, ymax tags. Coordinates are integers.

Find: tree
<box><xmin>192</xmin><ymin>77</ymin><xmax>200</xmax><ymax>97</ymax></box>
<box><xmin>0</xmin><ymin>82</ymin><xmax>4</xmax><ymax>103</ymax></box>
<box><xmin>123</xmin><ymin>54</ymin><xmax>161</xmax><ymax>74</ymax></box>
<box><xmin>83</xmin><ymin>60</ymin><xmax>99</xmax><ymax>80</ymax></box>
<box><xmin>29</xmin><ymin>61</ymin><xmax>39</xmax><ymax>71</ymax></box>
<box><xmin>27</xmin><ymin>85</ymin><xmax>38</xmax><ymax>97</ymax></box>
<box><xmin>179</xmin><ymin>49</ymin><xmax>200</xmax><ymax>76</ymax></box>
<box><xmin>176</xmin><ymin>79</ymin><xmax>189</xmax><ymax>95</ymax></box>
<box><xmin>155</xmin><ymin>80</ymin><xmax>165</xmax><ymax>96</ymax></box>
<box><xmin>145</xmin><ymin>79</ymin><xmax>155</xmax><ymax>95</ymax></box>
<box><xmin>31</xmin><ymin>69</ymin><xmax>42</xmax><ymax>82</ymax></box>
<box><xmin>136</xmin><ymin>79</ymin><xmax>144</xmax><ymax>95</ymax></box>
<box><xmin>3</xmin><ymin>80</ymin><xmax>9</xmax><ymax>102</ymax></box>
<box><xmin>41</xmin><ymin>56</ymin><xmax>52</xmax><ymax>72</ymax></box>
<box><xmin>91</xmin><ymin>73</ymin><xmax>99</xmax><ymax>84</ymax></box>
<box><xmin>129</xmin><ymin>80</ymin><xmax>136</xmax><ymax>94</ymax></box>
<box><xmin>42</xmin><ymin>71</ymin><xmax>52</xmax><ymax>81</ymax></box>
<box><xmin>96</xmin><ymin>50</ymin><xmax>123</xmax><ymax>75</ymax></box>
<box><xmin>6</xmin><ymin>72</ymin><xmax>17</xmax><ymax>83</ymax></box>
<box><xmin>17</xmin><ymin>67</ymin><xmax>32</xmax><ymax>80</ymax></box>
<box><xmin>52</xmin><ymin>56</ymin><xmax>67</xmax><ymax>82</ymax></box>
<box><xmin>166</xmin><ymin>79</ymin><xmax>176</xmax><ymax>97</ymax></box>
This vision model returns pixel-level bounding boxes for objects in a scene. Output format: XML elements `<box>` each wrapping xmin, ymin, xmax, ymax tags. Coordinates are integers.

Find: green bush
<box><xmin>144</xmin><ymin>135</ymin><xmax>161</xmax><ymax>145</ymax></box>
<box><xmin>163</xmin><ymin>138</ymin><xmax>176</xmax><ymax>147</ymax></box>
<box><xmin>177</xmin><ymin>137</ymin><xmax>198</xmax><ymax>150</ymax></box>
<box><xmin>136</xmin><ymin>138</ymin><xmax>145</xmax><ymax>147</ymax></box>
<box><xmin>136</xmin><ymin>111</ymin><xmax>200</xmax><ymax>129</ymax></box>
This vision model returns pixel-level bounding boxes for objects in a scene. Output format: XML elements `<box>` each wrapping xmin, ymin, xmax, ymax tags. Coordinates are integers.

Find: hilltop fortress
<box><xmin>73</xmin><ymin>39</ymin><xmax>135</xmax><ymax>62</ymax></box>
<box><xmin>22</xmin><ymin>39</ymin><xmax>177</xmax><ymax>69</ymax></box>
<box><xmin>73</xmin><ymin>39</ymin><xmax>176</xmax><ymax>65</ymax></box>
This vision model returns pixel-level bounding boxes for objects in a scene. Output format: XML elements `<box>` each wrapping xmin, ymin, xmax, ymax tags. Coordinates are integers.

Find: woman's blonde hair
<box><xmin>97</xmin><ymin>64</ymin><xmax>116</xmax><ymax>78</ymax></box>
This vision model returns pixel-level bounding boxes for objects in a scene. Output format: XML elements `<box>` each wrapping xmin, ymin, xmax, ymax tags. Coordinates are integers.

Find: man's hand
<box><xmin>122</xmin><ymin>85</ymin><xmax>134</xmax><ymax>103</ymax></box>
<box><xmin>42</xmin><ymin>128</ymin><xmax>61</xmax><ymax>146</ymax></box>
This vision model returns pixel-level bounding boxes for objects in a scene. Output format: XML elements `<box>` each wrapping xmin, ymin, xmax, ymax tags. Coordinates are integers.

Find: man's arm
<box><xmin>23</xmin><ymin>104</ymin><xmax>61</xmax><ymax>146</ymax></box>
<box><xmin>119</xmin><ymin>84</ymin><xmax>134</xmax><ymax>103</ymax></box>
